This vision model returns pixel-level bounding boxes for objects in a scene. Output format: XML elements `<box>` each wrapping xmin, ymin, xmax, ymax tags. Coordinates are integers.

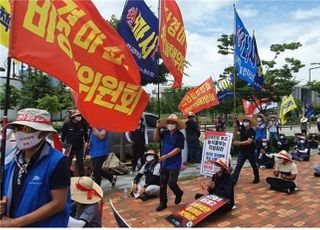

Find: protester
<box><xmin>291</xmin><ymin>135</ymin><xmax>310</xmax><ymax>161</ymax></box>
<box><xmin>195</xmin><ymin>158</ymin><xmax>234</xmax><ymax>214</ymax></box>
<box><xmin>131</xmin><ymin>150</ymin><xmax>160</xmax><ymax>201</ymax></box>
<box><xmin>254</xmin><ymin>114</ymin><xmax>267</xmax><ymax>160</ymax></box>
<box><xmin>215</xmin><ymin>115</ymin><xmax>226</xmax><ymax>132</ymax></box>
<box><xmin>276</xmin><ymin>134</ymin><xmax>290</xmax><ymax>152</ymax></box>
<box><xmin>300</xmin><ymin>117</ymin><xmax>308</xmax><ymax>136</ymax></box>
<box><xmin>68</xmin><ymin>177</ymin><xmax>103</xmax><ymax>227</ymax></box>
<box><xmin>153</xmin><ymin>114</ymin><xmax>185</xmax><ymax>211</ymax></box>
<box><xmin>61</xmin><ymin>110</ymin><xmax>89</xmax><ymax>176</ymax></box>
<box><xmin>268</xmin><ymin>115</ymin><xmax>279</xmax><ymax>144</ymax></box>
<box><xmin>185</xmin><ymin>112</ymin><xmax>201</xmax><ymax>163</ymax></box>
<box><xmin>257</xmin><ymin>138</ymin><xmax>275</xmax><ymax>169</ymax></box>
<box><xmin>89</xmin><ymin>127</ymin><xmax>117</xmax><ymax>186</ymax></box>
<box><xmin>317</xmin><ymin>117</ymin><xmax>320</xmax><ymax>133</ymax></box>
<box><xmin>232</xmin><ymin>115</ymin><xmax>260</xmax><ymax>185</ymax></box>
<box><xmin>125</xmin><ymin>118</ymin><xmax>148</xmax><ymax>172</ymax></box>
<box><xmin>266</xmin><ymin>150</ymin><xmax>298</xmax><ymax>194</ymax></box>
<box><xmin>307</xmin><ymin>133</ymin><xmax>318</xmax><ymax>149</ymax></box>
<box><xmin>0</xmin><ymin>108</ymin><xmax>71</xmax><ymax>227</ymax></box>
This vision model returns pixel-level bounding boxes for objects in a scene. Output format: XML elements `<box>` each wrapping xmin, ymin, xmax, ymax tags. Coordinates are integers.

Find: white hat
<box><xmin>4</xmin><ymin>108</ymin><xmax>56</xmax><ymax>132</ymax></box>
<box><xmin>275</xmin><ymin>150</ymin><xmax>292</xmax><ymax>162</ymax></box>
<box><xmin>300</xmin><ymin>117</ymin><xmax>308</xmax><ymax>123</ymax></box>
<box><xmin>70</xmin><ymin>177</ymin><xmax>103</xmax><ymax>204</ymax></box>
<box><xmin>157</xmin><ymin>114</ymin><xmax>186</xmax><ymax>130</ymax></box>
<box><xmin>237</xmin><ymin>114</ymin><xmax>258</xmax><ymax>127</ymax></box>
<box><xmin>317</xmin><ymin>118</ymin><xmax>320</xmax><ymax>123</ymax></box>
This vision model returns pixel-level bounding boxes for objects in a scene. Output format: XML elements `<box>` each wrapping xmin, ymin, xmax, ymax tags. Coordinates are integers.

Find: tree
<box><xmin>36</xmin><ymin>94</ymin><xmax>61</xmax><ymax>115</ymax></box>
<box><xmin>0</xmin><ymin>85</ymin><xmax>20</xmax><ymax>109</ymax></box>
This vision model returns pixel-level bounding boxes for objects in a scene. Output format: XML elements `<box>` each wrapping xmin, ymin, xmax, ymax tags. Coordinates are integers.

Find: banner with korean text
<box><xmin>200</xmin><ymin>131</ymin><xmax>233</xmax><ymax>177</ymax></box>
<box><xmin>166</xmin><ymin>194</ymin><xmax>229</xmax><ymax>227</ymax></box>
<box><xmin>118</xmin><ymin>0</ymin><xmax>159</xmax><ymax>84</ymax></box>
<box><xmin>0</xmin><ymin>0</ymin><xmax>10</xmax><ymax>47</ymax></box>
<box><xmin>159</xmin><ymin>0</ymin><xmax>186</xmax><ymax>88</ymax></box>
<box><xmin>9</xmin><ymin>0</ymin><xmax>148</xmax><ymax>132</ymax></box>
<box><xmin>178</xmin><ymin>78</ymin><xmax>219</xmax><ymax>117</ymax></box>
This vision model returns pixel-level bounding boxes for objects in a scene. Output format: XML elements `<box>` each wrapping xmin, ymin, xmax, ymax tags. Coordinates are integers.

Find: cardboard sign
<box><xmin>200</xmin><ymin>131</ymin><xmax>233</xmax><ymax>177</ymax></box>
<box><xmin>166</xmin><ymin>194</ymin><xmax>229</xmax><ymax>228</ymax></box>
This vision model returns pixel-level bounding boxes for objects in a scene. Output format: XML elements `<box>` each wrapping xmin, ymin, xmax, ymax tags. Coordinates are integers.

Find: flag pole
<box><xmin>233</xmin><ymin>4</ymin><xmax>237</xmax><ymax>117</ymax></box>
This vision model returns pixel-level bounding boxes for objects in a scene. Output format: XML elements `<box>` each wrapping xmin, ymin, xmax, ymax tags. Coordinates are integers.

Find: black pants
<box><xmin>91</xmin><ymin>155</ymin><xmax>107</xmax><ymax>186</ymax></box>
<box><xmin>69</xmin><ymin>149</ymin><xmax>85</xmax><ymax>176</ymax></box>
<box><xmin>132</xmin><ymin>143</ymin><xmax>145</xmax><ymax>171</ymax></box>
<box><xmin>266</xmin><ymin>177</ymin><xmax>296</xmax><ymax>192</ymax></box>
<box><xmin>159</xmin><ymin>168</ymin><xmax>183</xmax><ymax>204</ymax></box>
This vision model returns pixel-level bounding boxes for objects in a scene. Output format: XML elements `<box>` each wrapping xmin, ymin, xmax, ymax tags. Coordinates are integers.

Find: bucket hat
<box><xmin>237</xmin><ymin>114</ymin><xmax>257</xmax><ymax>127</ymax></box>
<box><xmin>275</xmin><ymin>150</ymin><xmax>292</xmax><ymax>162</ymax></box>
<box><xmin>157</xmin><ymin>114</ymin><xmax>186</xmax><ymax>130</ymax></box>
<box><xmin>70</xmin><ymin>177</ymin><xmax>103</xmax><ymax>204</ymax></box>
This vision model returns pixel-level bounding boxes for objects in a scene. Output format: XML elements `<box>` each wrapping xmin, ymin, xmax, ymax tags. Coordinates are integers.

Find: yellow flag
<box><xmin>0</xmin><ymin>0</ymin><xmax>10</xmax><ymax>48</ymax></box>
<box><xmin>279</xmin><ymin>95</ymin><xmax>297</xmax><ymax>125</ymax></box>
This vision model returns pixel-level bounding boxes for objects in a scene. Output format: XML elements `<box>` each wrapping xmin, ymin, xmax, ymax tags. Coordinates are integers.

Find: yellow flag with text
<box><xmin>279</xmin><ymin>95</ymin><xmax>297</xmax><ymax>125</ymax></box>
<box><xmin>0</xmin><ymin>0</ymin><xmax>11</xmax><ymax>47</ymax></box>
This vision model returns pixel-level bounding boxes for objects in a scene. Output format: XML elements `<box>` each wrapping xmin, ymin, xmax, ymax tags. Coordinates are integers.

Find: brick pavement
<box><xmin>101</xmin><ymin>154</ymin><xmax>320</xmax><ymax>227</ymax></box>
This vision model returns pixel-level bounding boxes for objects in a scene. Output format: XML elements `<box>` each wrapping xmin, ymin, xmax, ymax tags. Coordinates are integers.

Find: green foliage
<box><xmin>53</xmin><ymin>82</ymin><xmax>74</xmax><ymax>110</ymax></box>
<box><xmin>307</xmin><ymin>81</ymin><xmax>320</xmax><ymax>97</ymax></box>
<box><xmin>36</xmin><ymin>94</ymin><xmax>61</xmax><ymax>113</ymax></box>
<box><xmin>0</xmin><ymin>85</ymin><xmax>20</xmax><ymax>109</ymax></box>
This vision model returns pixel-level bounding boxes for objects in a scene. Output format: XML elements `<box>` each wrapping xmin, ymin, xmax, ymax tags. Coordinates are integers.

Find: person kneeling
<box><xmin>131</xmin><ymin>150</ymin><xmax>160</xmax><ymax>201</ymax></box>
<box><xmin>68</xmin><ymin>177</ymin><xmax>103</xmax><ymax>227</ymax></box>
<box><xmin>195</xmin><ymin>158</ymin><xmax>234</xmax><ymax>214</ymax></box>
<box><xmin>266</xmin><ymin>150</ymin><xmax>298</xmax><ymax>194</ymax></box>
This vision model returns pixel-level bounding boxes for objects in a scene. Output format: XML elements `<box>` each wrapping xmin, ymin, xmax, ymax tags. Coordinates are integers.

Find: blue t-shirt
<box><xmin>160</xmin><ymin>130</ymin><xmax>185</xmax><ymax>170</ymax></box>
<box><xmin>255</xmin><ymin>121</ymin><xmax>266</xmax><ymax>141</ymax></box>
<box><xmin>89</xmin><ymin>129</ymin><xmax>109</xmax><ymax>158</ymax></box>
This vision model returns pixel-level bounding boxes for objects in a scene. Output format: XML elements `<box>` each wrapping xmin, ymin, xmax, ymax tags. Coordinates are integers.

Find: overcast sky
<box><xmin>1</xmin><ymin>0</ymin><xmax>320</xmax><ymax>93</ymax></box>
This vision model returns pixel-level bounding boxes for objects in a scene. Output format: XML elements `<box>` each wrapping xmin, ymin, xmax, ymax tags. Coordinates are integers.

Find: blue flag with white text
<box><xmin>304</xmin><ymin>100</ymin><xmax>314</xmax><ymax>118</ymax></box>
<box><xmin>118</xmin><ymin>0</ymin><xmax>159</xmax><ymax>84</ymax></box>
<box><xmin>252</xmin><ymin>35</ymin><xmax>264</xmax><ymax>91</ymax></box>
<box><xmin>234</xmin><ymin>8</ymin><xmax>257</xmax><ymax>86</ymax></box>
<box><xmin>216</xmin><ymin>74</ymin><xmax>235</xmax><ymax>101</ymax></box>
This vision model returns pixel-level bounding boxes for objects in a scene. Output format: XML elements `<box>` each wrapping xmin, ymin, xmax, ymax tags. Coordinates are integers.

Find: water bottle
<box><xmin>124</xmin><ymin>188</ymin><xmax>128</xmax><ymax>198</ymax></box>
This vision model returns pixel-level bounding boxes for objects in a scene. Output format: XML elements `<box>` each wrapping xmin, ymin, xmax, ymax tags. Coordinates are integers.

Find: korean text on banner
<box><xmin>279</xmin><ymin>95</ymin><xmax>297</xmax><ymax>125</ymax></box>
<box><xmin>159</xmin><ymin>0</ymin><xmax>187</xmax><ymax>89</ymax></box>
<box><xmin>179</xmin><ymin>78</ymin><xmax>219</xmax><ymax>116</ymax></box>
<box><xmin>200</xmin><ymin>131</ymin><xmax>233</xmax><ymax>177</ymax></box>
<box><xmin>9</xmin><ymin>0</ymin><xmax>148</xmax><ymax>132</ymax></box>
<box><xmin>118</xmin><ymin>0</ymin><xmax>159</xmax><ymax>84</ymax></box>
<box><xmin>0</xmin><ymin>0</ymin><xmax>10</xmax><ymax>47</ymax></box>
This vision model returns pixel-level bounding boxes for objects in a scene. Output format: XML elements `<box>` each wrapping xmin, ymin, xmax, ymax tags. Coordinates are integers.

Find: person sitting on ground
<box><xmin>291</xmin><ymin>136</ymin><xmax>310</xmax><ymax>161</ymax></box>
<box><xmin>195</xmin><ymin>158</ymin><xmax>234</xmax><ymax>214</ymax></box>
<box><xmin>257</xmin><ymin>139</ymin><xmax>275</xmax><ymax>169</ymax></box>
<box><xmin>307</xmin><ymin>133</ymin><xmax>318</xmax><ymax>149</ymax></box>
<box><xmin>131</xmin><ymin>150</ymin><xmax>160</xmax><ymax>201</ymax></box>
<box><xmin>68</xmin><ymin>177</ymin><xmax>103</xmax><ymax>227</ymax></box>
<box><xmin>266</xmin><ymin>150</ymin><xmax>298</xmax><ymax>194</ymax></box>
<box><xmin>277</xmin><ymin>134</ymin><xmax>289</xmax><ymax>152</ymax></box>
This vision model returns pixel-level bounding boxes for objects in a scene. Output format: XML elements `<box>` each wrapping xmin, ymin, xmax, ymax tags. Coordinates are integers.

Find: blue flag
<box><xmin>234</xmin><ymin>8</ymin><xmax>257</xmax><ymax>86</ymax></box>
<box><xmin>118</xmin><ymin>0</ymin><xmax>159</xmax><ymax>84</ymax></box>
<box><xmin>252</xmin><ymin>35</ymin><xmax>264</xmax><ymax>91</ymax></box>
<box><xmin>304</xmin><ymin>100</ymin><xmax>314</xmax><ymax>118</ymax></box>
<box><xmin>215</xmin><ymin>74</ymin><xmax>235</xmax><ymax>101</ymax></box>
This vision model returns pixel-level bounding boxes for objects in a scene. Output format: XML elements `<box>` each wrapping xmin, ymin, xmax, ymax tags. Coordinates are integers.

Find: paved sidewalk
<box><xmin>100</xmin><ymin>151</ymin><xmax>320</xmax><ymax>227</ymax></box>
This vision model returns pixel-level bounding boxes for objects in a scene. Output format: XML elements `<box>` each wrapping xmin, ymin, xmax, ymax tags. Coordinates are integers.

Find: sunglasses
<box><xmin>13</xmin><ymin>125</ymin><xmax>37</xmax><ymax>133</ymax></box>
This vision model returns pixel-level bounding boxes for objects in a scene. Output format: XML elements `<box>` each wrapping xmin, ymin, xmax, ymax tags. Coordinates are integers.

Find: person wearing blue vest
<box><xmin>153</xmin><ymin>114</ymin><xmax>185</xmax><ymax>212</ymax></box>
<box><xmin>0</xmin><ymin>108</ymin><xmax>71</xmax><ymax>227</ymax></box>
<box><xmin>254</xmin><ymin>114</ymin><xmax>266</xmax><ymax>161</ymax></box>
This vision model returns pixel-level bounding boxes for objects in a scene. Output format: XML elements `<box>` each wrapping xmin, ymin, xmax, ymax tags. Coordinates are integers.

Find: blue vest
<box><xmin>89</xmin><ymin>129</ymin><xmax>109</xmax><ymax>158</ymax></box>
<box><xmin>4</xmin><ymin>144</ymin><xmax>71</xmax><ymax>227</ymax></box>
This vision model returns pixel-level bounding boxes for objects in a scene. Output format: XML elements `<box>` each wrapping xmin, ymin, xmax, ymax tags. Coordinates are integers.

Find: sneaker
<box><xmin>294</xmin><ymin>187</ymin><xmax>299</xmax><ymax>191</ymax></box>
<box><xmin>111</xmin><ymin>175</ymin><xmax>117</xmax><ymax>187</ymax></box>
<box><xmin>286</xmin><ymin>188</ymin><xmax>291</xmax><ymax>194</ymax></box>
<box><xmin>259</xmin><ymin>165</ymin><xmax>266</xmax><ymax>169</ymax></box>
<box><xmin>156</xmin><ymin>203</ymin><xmax>167</xmax><ymax>212</ymax></box>
<box><xmin>232</xmin><ymin>205</ymin><xmax>237</xmax><ymax>210</ymax></box>
<box><xmin>175</xmin><ymin>191</ymin><xmax>183</xmax><ymax>205</ymax></box>
<box><xmin>252</xmin><ymin>178</ymin><xmax>260</xmax><ymax>184</ymax></box>
<box><xmin>140</xmin><ymin>195</ymin><xmax>149</xmax><ymax>201</ymax></box>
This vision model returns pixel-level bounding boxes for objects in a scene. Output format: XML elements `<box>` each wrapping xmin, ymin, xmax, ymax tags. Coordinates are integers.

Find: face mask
<box><xmin>262</xmin><ymin>142</ymin><xmax>267</xmax><ymax>146</ymax></box>
<box><xmin>167</xmin><ymin>124</ymin><xmax>176</xmax><ymax>131</ymax></box>
<box><xmin>257</xmin><ymin>118</ymin><xmax>262</xmax><ymax>122</ymax></box>
<box><xmin>280</xmin><ymin>136</ymin><xmax>284</xmax><ymax>139</ymax></box>
<box><xmin>212</xmin><ymin>166</ymin><xmax>221</xmax><ymax>174</ymax></box>
<box><xmin>300</xmin><ymin>140</ymin><xmax>305</xmax><ymax>144</ymax></box>
<box><xmin>74</xmin><ymin>116</ymin><xmax>82</xmax><ymax>122</ymax></box>
<box><xmin>15</xmin><ymin>131</ymin><xmax>44</xmax><ymax>150</ymax></box>
<box><xmin>146</xmin><ymin>155</ymin><xmax>155</xmax><ymax>162</ymax></box>
<box><xmin>243</xmin><ymin>122</ymin><xmax>250</xmax><ymax>127</ymax></box>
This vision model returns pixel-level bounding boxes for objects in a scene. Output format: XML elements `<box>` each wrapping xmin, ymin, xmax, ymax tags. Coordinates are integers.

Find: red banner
<box><xmin>178</xmin><ymin>78</ymin><xmax>219</xmax><ymax>116</ymax></box>
<box><xmin>9</xmin><ymin>0</ymin><xmax>149</xmax><ymax>132</ymax></box>
<box><xmin>166</xmin><ymin>194</ymin><xmax>229</xmax><ymax>227</ymax></box>
<box><xmin>159</xmin><ymin>0</ymin><xmax>187</xmax><ymax>89</ymax></box>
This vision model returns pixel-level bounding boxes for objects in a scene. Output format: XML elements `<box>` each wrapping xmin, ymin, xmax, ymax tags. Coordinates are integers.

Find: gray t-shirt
<box><xmin>75</xmin><ymin>203</ymin><xmax>101</xmax><ymax>227</ymax></box>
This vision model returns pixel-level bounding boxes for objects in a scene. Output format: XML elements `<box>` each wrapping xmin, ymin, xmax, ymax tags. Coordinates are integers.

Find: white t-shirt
<box><xmin>275</xmin><ymin>161</ymin><xmax>298</xmax><ymax>184</ymax></box>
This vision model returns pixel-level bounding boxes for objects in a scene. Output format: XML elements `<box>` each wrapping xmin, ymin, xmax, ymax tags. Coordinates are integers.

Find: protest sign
<box><xmin>200</xmin><ymin>131</ymin><xmax>233</xmax><ymax>177</ymax></box>
<box><xmin>166</xmin><ymin>193</ymin><xmax>229</xmax><ymax>228</ymax></box>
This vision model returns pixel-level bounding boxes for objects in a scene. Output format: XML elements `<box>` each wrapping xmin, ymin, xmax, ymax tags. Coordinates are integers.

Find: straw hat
<box><xmin>237</xmin><ymin>114</ymin><xmax>257</xmax><ymax>127</ymax></box>
<box><xmin>317</xmin><ymin>118</ymin><xmax>320</xmax><ymax>123</ymax></box>
<box><xmin>300</xmin><ymin>117</ymin><xmax>308</xmax><ymax>123</ymax></box>
<box><xmin>213</xmin><ymin>158</ymin><xmax>231</xmax><ymax>174</ymax></box>
<box><xmin>254</xmin><ymin>113</ymin><xmax>266</xmax><ymax>122</ymax></box>
<box><xmin>187</xmin><ymin>112</ymin><xmax>195</xmax><ymax>117</ymax></box>
<box><xmin>4</xmin><ymin>108</ymin><xmax>56</xmax><ymax>132</ymax></box>
<box><xmin>70</xmin><ymin>177</ymin><xmax>103</xmax><ymax>204</ymax></box>
<box><xmin>70</xmin><ymin>109</ymin><xmax>81</xmax><ymax>118</ymax></box>
<box><xmin>275</xmin><ymin>150</ymin><xmax>292</xmax><ymax>162</ymax></box>
<box><xmin>157</xmin><ymin>114</ymin><xmax>186</xmax><ymax>130</ymax></box>
<box><xmin>144</xmin><ymin>149</ymin><xmax>157</xmax><ymax>156</ymax></box>
<box><xmin>269</xmin><ymin>114</ymin><xmax>277</xmax><ymax>119</ymax></box>
<box><xmin>299</xmin><ymin>135</ymin><xmax>306</xmax><ymax>140</ymax></box>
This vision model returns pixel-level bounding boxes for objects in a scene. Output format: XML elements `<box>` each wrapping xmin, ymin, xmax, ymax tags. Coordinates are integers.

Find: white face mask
<box><xmin>257</xmin><ymin>118</ymin><xmax>262</xmax><ymax>122</ymax></box>
<box><xmin>146</xmin><ymin>155</ymin><xmax>155</xmax><ymax>162</ymax></box>
<box><xmin>262</xmin><ymin>142</ymin><xmax>267</xmax><ymax>146</ymax></box>
<box><xmin>300</xmin><ymin>140</ymin><xmax>305</xmax><ymax>144</ymax></box>
<box><xmin>167</xmin><ymin>124</ymin><xmax>176</xmax><ymax>131</ymax></box>
<box><xmin>15</xmin><ymin>131</ymin><xmax>44</xmax><ymax>150</ymax></box>
<box><xmin>74</xmin><ymin>116</ymin><xmax>82</xmax><ymax>122</ymax></box>
<box><xmin>212</xmin><ymin>166</ymin><xmax>221</xmax><ymax>174</ymax></box>
<box><xmin>243</xmin><ymin>122</ymin><xmax>250</xmax><ymax>127</ymax></box>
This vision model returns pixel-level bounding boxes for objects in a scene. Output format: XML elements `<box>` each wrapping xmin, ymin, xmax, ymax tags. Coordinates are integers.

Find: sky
<box><xmin>1</xmin><ymin>0</ymin><xmax>320</xmax><ymax>93</ymax></box>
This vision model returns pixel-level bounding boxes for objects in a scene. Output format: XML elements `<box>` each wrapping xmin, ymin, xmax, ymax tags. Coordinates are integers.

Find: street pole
<box><xmin>309</xmin><ymin>65</ymin><xmax>320</xmax><ymax>82</ymax></box>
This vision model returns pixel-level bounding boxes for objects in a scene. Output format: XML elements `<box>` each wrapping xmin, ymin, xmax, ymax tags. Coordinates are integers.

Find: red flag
<box><xmin>9</xmin><ymin>0</ymin><xmax>148</xmax><ymax>132</ymax></box>
<box><xmin>178</xmin><ymin>78</ymin><xmax>219</xmax><ymax>116</ymax></box>
<box><xmin>159</xmin><ymin>0</ymin><xmax>187</xmax><ymax>89</ymax></box>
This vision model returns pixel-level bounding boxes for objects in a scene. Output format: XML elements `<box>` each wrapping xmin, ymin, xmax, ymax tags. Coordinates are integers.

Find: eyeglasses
<box><xmin>13</xmin><ymin>125</ymin><xmax>37</xmax><ymax>133</ymax></box>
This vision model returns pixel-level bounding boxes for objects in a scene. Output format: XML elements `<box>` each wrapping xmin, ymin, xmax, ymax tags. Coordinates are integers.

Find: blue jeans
<box><xmin>232</xmin><ymin>150</ymin><xmax>260</xmax><ymax>184</ymax></box>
